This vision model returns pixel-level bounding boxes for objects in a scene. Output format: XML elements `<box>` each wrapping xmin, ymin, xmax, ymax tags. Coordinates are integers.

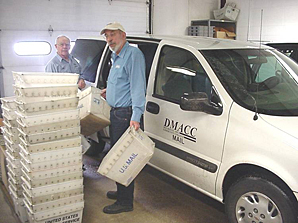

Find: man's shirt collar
<box><xmin>112</xmin><ymin>41</ymin><xmax>129</xmax><ymax>59</ymax></box>
<box><xmin>56</xmin><ymin>54</ymin><xmax>71</xmax><ymax>62</ymax></box>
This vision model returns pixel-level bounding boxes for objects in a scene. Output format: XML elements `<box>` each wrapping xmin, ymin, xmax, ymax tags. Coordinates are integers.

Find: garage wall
<box><xmin>227</xmin><ymin>0</ymin><xmax>298</xmax><ymax>42</ymax></box>
<box><xmin>0</xmin><ymin>0</ymin><xmax>148</xmax><ymax>96</ymax></box>
<box><xmin>153</xmin><ymin>0</ymin><xmax>219</xmax><ymax>35</ymax></box>
<box><xmin>0</xmin><ymin>0</ymin><xmax>220</xmax><ymax>97</ymax></box>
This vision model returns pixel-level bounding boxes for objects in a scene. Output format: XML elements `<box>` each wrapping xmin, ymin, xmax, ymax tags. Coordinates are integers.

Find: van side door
<box><xmin>145</xmin><ymin>42</ymin><xmax>231</xmax><ymax>195</ymax></box>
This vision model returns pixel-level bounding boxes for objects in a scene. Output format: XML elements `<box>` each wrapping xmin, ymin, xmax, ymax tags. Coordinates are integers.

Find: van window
<box><xmin>202</xmin><ymin>49</ymin><xmax>298</xmax><ymax>116</ymax></box>
<box><xmin>71</xmin><ymin>39</ymin><xmax>106</xmax><ymax>83</ymax></box>
<box><xmin>14</xmin><ymin>41</ymin><xmax>51</xmax><ymax>56</ymax></box>
<box><xmin>97</xmin><ymin>40</ymin><xmax>159</xmax><ymax>89</ymax></box>
<box><xmin>154</xmin><ymin>46</ymin><xmax>211</xmax><ymax>103</ymax></box>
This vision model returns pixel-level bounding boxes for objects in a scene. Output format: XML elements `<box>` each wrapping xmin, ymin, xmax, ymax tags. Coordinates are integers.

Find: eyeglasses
<box><xmin>103</xmin><ymin>31</ymin><xmax>119</xmax><ymax>40</ymax></box>
<box><xmin>57</xmin><ymin>43</ymin><xmax>70</xmax><ymax>47</ymax></box>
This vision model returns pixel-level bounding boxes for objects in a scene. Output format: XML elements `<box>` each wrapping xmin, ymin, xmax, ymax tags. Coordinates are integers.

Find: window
<box><xmin>14</xmin><ymin>41</ymin><xmax>51</xmax><ymax>56</ymax></box>
<box><xmin>154</xmin><ymin>46</ymin><xmax>211</xmax><ymax>102</ymax></box>
<box><xmin>201</xmin><ymin>49</ymin><xmax>298</xmax><ymax>116</ymax></box>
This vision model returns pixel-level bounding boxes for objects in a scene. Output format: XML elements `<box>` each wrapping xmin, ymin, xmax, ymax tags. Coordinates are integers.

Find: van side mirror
<box><xmin>180</xmin><ymin>92</ymin><xmax>222</xmax><ymax>115</ymax></box>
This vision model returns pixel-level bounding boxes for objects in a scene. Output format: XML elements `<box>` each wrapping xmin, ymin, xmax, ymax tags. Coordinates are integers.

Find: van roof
<box><xmin>77</xmin><ymin>34</ymin><xmax>272</xmax><ymax>50</ymax></box>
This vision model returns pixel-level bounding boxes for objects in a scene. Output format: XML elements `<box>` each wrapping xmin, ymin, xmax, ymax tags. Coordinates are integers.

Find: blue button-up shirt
<box><xmin>106</xmin><ymin>42</ymin><xmax>146</xmax><ymax>122</ymax></box>
<box><xmin>45</xmin><ymin>54</ymin><xmax>84</xmax><ymax>79</ymax></box>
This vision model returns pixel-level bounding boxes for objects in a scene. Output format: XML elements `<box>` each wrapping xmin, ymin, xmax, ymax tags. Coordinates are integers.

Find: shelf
<box><xmin>189</xmin><ymin>19</ymin><xmax>236</xmax><ymax>39</ymax></box>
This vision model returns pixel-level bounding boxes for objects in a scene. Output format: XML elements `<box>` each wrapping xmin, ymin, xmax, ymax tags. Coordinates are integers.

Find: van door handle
<box><xmin>146</xmin><ymin>101</ymin><xmax>160</xmax><ymax>114</ymax></box>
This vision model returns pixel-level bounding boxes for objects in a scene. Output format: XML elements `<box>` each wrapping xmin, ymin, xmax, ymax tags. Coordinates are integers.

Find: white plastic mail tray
<box><xmin>8</xmin><ymin>177</ymin><xmax>22</xmax><ymax>192</ymax></box>
<box><xmin>20</xmin><ymin>145</ymin><xmax>82</xmax><ymax>163</ymax></box>
<box><xmin>8</xmin><ymin>171</ymin><xmax>22</xmax><ymax>185</ymax></box>
<box><xmin>24</xmin><ymin>192</ymin><xmax>84</xmax><ymax>213</ymax></box>
<box><xmin>18</xmin><ymin>119</ymin><xmax>80</xmax><ymax>135</ymax></box>
<box><xmin>24</xmin><ymin>200</ymin><xmax>84</xmax><ymax>223</ymax></box>
<box><xmin>9</xmin><ymin>187</ymin><xmax>29</xmax><ymax>223</ymax></box>
<box><xmin>8</xmin><ymin>179</ymin><xmax>23</xmax><ymax>197</ymax></box>
<box><xmin>23</xmin><ymin>186</ymin><xmax>83</xmax><ymax>205</ymax></box>
<box><xmin>16</xmin><ymin>108</ymin><xmax>79</xmax><ymax>127</ymax></box>
<box><xmin>7</xmin><ymin>161</ymin><xmax>22</xmax><ymax>176</ymax></box>
<box><xmin>2</xmin><ymin>126</ymin><xmax>19</xmax><ymax>144</ymax></box>
<box><xmin>5</xmin><ymin>150</ymin><xmax>21</xmax><ymax>168</ymax></box>
<box><xmin>4</xmin><ymin>134</ymin><xmax>15</xmax><ymax>147</ymax></box>
<box><xmin>78</xmin><ymin>86</ymin><xmax>110</xmax><ymax>119</ymax></box>
<box><xmin>9</xmin><ymin>186</ymin><xmax>23</xmax><ymax>204</ymax></box>
<box><xmin>3</xmin><ymin>119</ymin><xmax>18</xmax><ymax>133</ymax></box>
<box><xmin>2</xmin><ymin>114</ymin><xmax>18</xmax><ymax>127</ymax></box>
<box><xmin>16</xmin><ymin>96</ymin><xmax>76</xmax><ymax>104</ymax></box>
<box><xmin>7</xmin><ymin>165</ymin><xmax>22</xmax><ymax>183</ymax></box>
<box><xmin>21</xmin><ymin>171</ymin><xmax>83</xmax><ymax>188</ymax></box>
<box><xmin>16</xmin><ymin>97</ymin><xmax>79</xmax><ymax>116</ymax></box>
<box><xmin>14</xmin><ymin>84</ymin><xmax>79</xmax><ymax>98</ymax></box>
<box><xmin>13</xmin><ymin>72</ymin><xmax>79</xmax><ymax>87</ymax></box>
<box><xmin>0</xmin><ymin>96</ymin><xmax>17</xmax><ymax>110</ymax></box>
<box><xmin>22</xmin><ymin>177</ymin><xmax>83</xmax><ymax>197</ymax></box>
<box><xmin>78</xmin><ymin>86</ymin><xmax>111</xmax><ymax>136</ymax></box>
<box><xmin>19</xmin><ymin>136</ymin><xmax>81</xmax><ymax>154</ymax></box>
<box><xmin>18</xmin><ymin>126</ymin><xmax>81</xmax><ymax>144</ymax></box>
<box><xmin>21</xmin><ymin>164</ymin><xmax>83</xmax><ymax>180</ymax></box>
<box><xmin>20</xmin><ymin>153</ymin><xmax>82</xmax><ymax>172</ymax></box>
<box><xmin>2</xmin><ymin>125</ymin><xmax>18</xmax><ymax>137</ymax></box>
<box><xmin>98</xmin><ymin>127</ymin><xmax>155</xmax><ymax>186</ymax></box>
<box><xmin>2</xmin><ymin>105</ymin><xmax>17</xmax><ymax>120</ymax></box>
<box><xmin>6</xmin><ymin>149</ymin><xmax>21</xmax><ymax>167</ymax></box>
<box><xmin>8</xmin><ymin>185</ymin><xmax>19</xmax><ymax>198</ymax></box>
<box><xmin>5</xmin><ymin>142</ymin><xmax>21</xmax><ymax>159</ymax></box>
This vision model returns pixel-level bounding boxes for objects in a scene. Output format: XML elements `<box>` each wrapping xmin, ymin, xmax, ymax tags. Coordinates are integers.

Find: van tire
<box><xmin>225</xmin><ymin>176</ymin><xmax>297</xmax><ymax>223</ymax></box>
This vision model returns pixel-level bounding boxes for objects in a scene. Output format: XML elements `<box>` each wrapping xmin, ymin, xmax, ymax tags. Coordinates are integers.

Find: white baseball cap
<box><xmin>100</xmin><ymin>22</ymin><xmax>126</xmax><ymax>35</ymax></box>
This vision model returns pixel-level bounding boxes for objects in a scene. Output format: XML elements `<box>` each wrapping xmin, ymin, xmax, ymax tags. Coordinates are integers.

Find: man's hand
<box><xmin>130</xmin><ymin>121</ymin><xmax>140</xmax><ymax>131</ymax></box>
<box><xmin>78</xmin><ymin>79</ymin><xmax>86</xmax><ymax>89</ymax></box>
<box><xmin>101</xmin><ymin>88</ymin><xmax>107</xmax><ymax>99</ymax></box>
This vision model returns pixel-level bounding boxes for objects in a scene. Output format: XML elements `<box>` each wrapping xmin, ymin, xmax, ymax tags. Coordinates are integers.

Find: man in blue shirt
<box><xmin>45</xmin><ymin>35</ymin><xmax>86</xmax><ymax>89</ymax></box>
<box><xmin>100</xmin><ymin>22</ymin><xmax>146</xmax><ymax>214</ymax></box>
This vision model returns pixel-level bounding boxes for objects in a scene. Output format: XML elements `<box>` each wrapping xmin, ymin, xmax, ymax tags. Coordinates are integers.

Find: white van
<box><xmin>72</xmin><ymin>35</ymin><xmax>298</xmax><ymax>223</ymax></box>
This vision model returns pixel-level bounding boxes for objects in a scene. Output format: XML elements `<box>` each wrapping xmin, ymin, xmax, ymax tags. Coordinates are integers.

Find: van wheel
<box><xmin>225</xmin><ymin>176</ymin><xmax>297</xmax><ymax>223</ymax></box>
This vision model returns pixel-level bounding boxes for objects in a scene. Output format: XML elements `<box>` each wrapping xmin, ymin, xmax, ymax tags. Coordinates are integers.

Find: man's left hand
<box><xmin>130</xmin><ymin>121</ymin><xmax>140</xmax><ymax>131</ymax></box>
<box><xmin>78</xmin><ymin>79</ymin><xmax>86</xmax><ymax>89</ymax></box>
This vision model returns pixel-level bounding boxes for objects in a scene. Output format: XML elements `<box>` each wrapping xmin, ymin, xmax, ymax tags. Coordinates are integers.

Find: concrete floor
<box><xmin>0</xmin><ymin>154</ymin><xmax>229</xmax><ymax>223</ymax></box>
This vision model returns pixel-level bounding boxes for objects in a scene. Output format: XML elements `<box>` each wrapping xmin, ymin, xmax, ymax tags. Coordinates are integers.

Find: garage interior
<box><xmin>1</xmin><ymin>149</ymin><xmax>229</xmax><ymax>223</ymax></box>
<box><xmin>1</xmin><ymin>0</ymin><xmax>298</xmax><ymax>223</ymax></box>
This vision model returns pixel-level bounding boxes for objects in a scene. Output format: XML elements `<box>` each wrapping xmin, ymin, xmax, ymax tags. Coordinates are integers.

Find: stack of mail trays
<box><xmin>3</xmin><ymin>72</ymin><xmax>84</xmax><ymax>223</ymax></box>
<box><xmin>1</xmin><ymin>95</ymin><xmax>29</xmax><ymax>221</ymax></box>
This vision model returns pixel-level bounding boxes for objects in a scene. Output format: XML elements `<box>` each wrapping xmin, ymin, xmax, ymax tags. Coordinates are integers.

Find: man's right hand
<box><xmin>101</xmin><ymin>88</ymin><xmax>106</xmax><ymax>99</ymax></box>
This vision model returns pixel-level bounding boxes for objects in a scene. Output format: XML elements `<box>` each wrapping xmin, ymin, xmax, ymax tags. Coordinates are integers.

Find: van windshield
<box><xmin>201</xmin><ymin>49</ymin><xmax>298</xmax><ymax>116</ymax></box>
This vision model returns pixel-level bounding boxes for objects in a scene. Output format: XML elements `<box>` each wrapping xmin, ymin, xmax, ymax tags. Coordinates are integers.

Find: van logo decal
<box><xmin>163</xmin><ymin>118</ymin><xmax>197</xmax><ymax>144</ymax></box>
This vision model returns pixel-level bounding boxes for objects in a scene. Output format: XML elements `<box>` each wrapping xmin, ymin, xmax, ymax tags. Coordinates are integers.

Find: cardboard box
<box><xmin>214</xmin><ymin>31</ymin><xmax>236</xmax><ymax>39</ymax></box>
<box><xmin>213</xmin><ymin>4</ymin><xmax>240</xmax><ymax>21</ymax></box>
<box><xmin>98</xmin><ymin>127</ymin><xmax>155</xmax><ymax>186</ymax></box>
<box><xmin>78</xmin><ymin>87</ymin><xmax>110</xmax><ymax>136</ymax></box>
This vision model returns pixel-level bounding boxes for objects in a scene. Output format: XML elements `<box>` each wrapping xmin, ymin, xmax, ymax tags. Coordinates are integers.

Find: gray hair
<box><xmin>55</xmin><ymin>35</ymin><xmax>71</xmax><ymax>44</ymax></box>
